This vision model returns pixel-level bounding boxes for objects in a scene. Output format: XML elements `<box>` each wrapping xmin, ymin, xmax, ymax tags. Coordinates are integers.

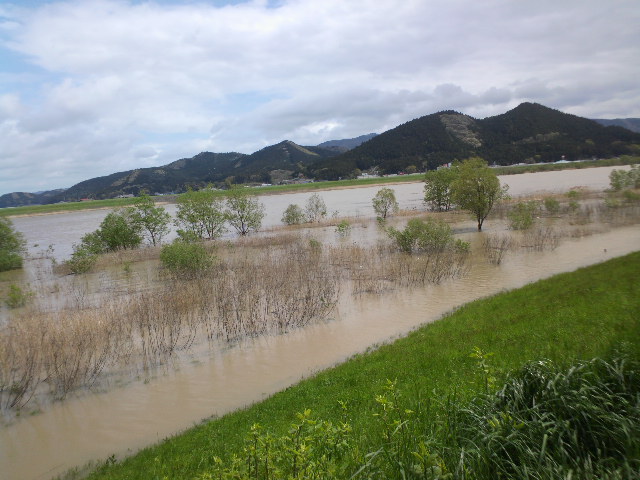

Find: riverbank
<box><xmin>3</xmin><ymin>156</ymin><xmax>638</xmax><ymax>218</ymax></box>
<box><xmin>79</xmin><ymin>251</ymin><xmax>640</xmax><ymax>479</ymax></box>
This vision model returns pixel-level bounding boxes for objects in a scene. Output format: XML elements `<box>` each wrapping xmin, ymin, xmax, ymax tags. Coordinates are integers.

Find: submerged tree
<box><xmin>0</xmin><ymin>217</ymin><xmax>25</xmax><ymax>272</ymax></box>
<box><xmin>451</xmin><ymin>157</ymin><xmax>508</xmax><ymax>231</ymax></box>
<box><xmin>225</xmin><ymin>186</ymin><xmax>265</xmax><ymax>236</ymax></box>
<box><xmin>304</xmin><ymin>193</ymin><xmax>327</xmax><ymax>223</ymax></box>
<box><xmin>130</xmin><ymin>193</ymin><xmax>171</xmax><ymax>246</ymax></box>
<box><xmin>175</xmin><ymin>187</ymin><xmax>227</xmax><ymax>241</ymax></box>
<box><xmin>424</xmin><ymin>165</ymin><xmax>459</xmax><ymax>212</ymax></box>
<box><xmin>372</xmin><ymin>187</ymin><xmax>399</xmax><ymax>220</ymax></box>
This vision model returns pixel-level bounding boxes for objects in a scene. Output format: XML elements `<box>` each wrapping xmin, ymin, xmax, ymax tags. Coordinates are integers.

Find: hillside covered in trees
<box><xmin>2</xmin><ymin>103</ymin><xmax>639</xmax><ymax>207</ymax></box>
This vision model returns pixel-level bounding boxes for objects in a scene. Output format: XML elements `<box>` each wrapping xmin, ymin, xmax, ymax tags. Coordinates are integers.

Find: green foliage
<box><xmin>335</xmin><ymin>220</ymin><xmax>351</xmax><ymax>237</ymax></box>
<box><xmin>160</xmin><ymin>240</ymin><xmax>213</xmax><ymax>277</ymax></box>
<box><xmin>371</xmin><ymin>187</ymin><xmax>399</xmax><ymax>220</ymax></box>
<box><xmin>65</xmin><ymin>209</ymin><xmax>142</xmax><ymax>273</ymax></box>
<box><xmin>66</xmin><ymin>245</ymin><xmax>98</xmax><ymax>274</ymax></box>
<box><xmin>95</xmin><ymin>209</ymin><xmax>143</xmax><ymax>252</ymax></box>
<box><xmin>623</xmin><ymin>189</ymin><xmax>640</xmax><ymax>203</ymax></box>
<box><xmin>198</xmin><ymin>409</ymin><xmax>352</xmax><ymax>480</ymax></box>
<box><xmin>304</xmin><ymin>193</ymin><xmax>327</xmax><ymax>222</ymax></box>
<box><xmin>225</xmin><ymin>187</ymin><xmax>266</xmax><ymax>236</ymax></box>
<box><xmin>609</xmin><ymin>165</ymin><xmax>640</xmax><ymax>191</ymax></box>
<box><xmin>0</xmin><ymin>217</ymin><xmax>25</xmax><ymax>271</ymax></box>
<box><xmin>4</xmin><ymin>284</ymin><xmax>33</xmax><ymax>309</ymax></box>
<box><xmin>449</xmin><ymin>355</ymin><xmax>640</xmax><ymax>479</ymax></box>
<box><xmin>451</xmin><ymin>157</ymin><xmax>508</xmax><ymax>231</ymax></box>
<box><xmin>175</xmin><ymin>188</ymin><xmax>227</xmax><ymax>240</ymax></box>
<box><xmin>281</xmin><ymin>204</ymin><xmax>306</xmax><ymax>225</ymax></box>
<box><xmin>566</xmin><ymin>189</ymin><xmax>581</xmax><ymax>199</ymax></box>
<box><xmin>507</xmin><ymin>201</ymin><xmax>539</xmax><ymax>230</ymax></box>
<box><xmin>129</xmin><ymin>193</ymin><xmax>171</xmax><ymax>245</ymax></box>
<box><xmin>387</xmin><ymin>218</ymin><xmax>458</xmax><ymax>254</ymax></box>
<box><xmin>423</xmin><ymin>166</ymin><xmax>459</xmax><ymax>212</ymax></box>
<box><xmin>543</xmin><ymin>196</ymin><xmax>561</xmax><ymax>214</ymax></box>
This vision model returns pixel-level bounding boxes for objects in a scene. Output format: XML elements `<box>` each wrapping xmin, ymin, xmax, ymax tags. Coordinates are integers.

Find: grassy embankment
<box><xmin>81</xmin><ymin>251</ymin><xmax>640</xmax><ymax>479</ymax></box>
<box><xmin>5</xmin><ymin>155</ymin><xmax>640</xmax><ymax>218</ymax></box>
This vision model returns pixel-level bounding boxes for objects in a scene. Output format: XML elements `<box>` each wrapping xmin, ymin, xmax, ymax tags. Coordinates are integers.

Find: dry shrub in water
<box><xmin>522</xmin><ymin>226</ymin><xmax>560</xmax><ymax>251</ymax></box>
<box><xmin>483</xmin><ymin>234</ymin><xmax>513</xmax><ymax>265</ymax></box>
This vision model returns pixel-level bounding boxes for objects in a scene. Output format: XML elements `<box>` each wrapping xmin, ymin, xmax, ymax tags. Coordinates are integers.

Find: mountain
<box><xmin>317</xmin><ymin>133</ymin><xmax>378</xmax><ymax>150</ymax></box>
<box><xmin>308</xmin><ymin>103</ymin><xmax>640</xmax><ymax>180</ymax></box>
<box><xmin>592</xmin><ymin>118</ymin><xmax>640</xmax><ymax>133</ymax></box>
<box><xmin>3</xmin><ymin>103</ymin><xmax>639</xmax><ymax>207</ymax></box>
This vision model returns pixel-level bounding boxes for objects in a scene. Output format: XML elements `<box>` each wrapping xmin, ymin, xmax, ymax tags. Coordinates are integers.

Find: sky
<box><xmin>0</xmin><ymin>0</ymin><xmax>639</xmax><ymax>195</ymax></box>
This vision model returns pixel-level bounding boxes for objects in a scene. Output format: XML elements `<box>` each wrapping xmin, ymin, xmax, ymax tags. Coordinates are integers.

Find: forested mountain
<box><xmin>317</xmin><ymin>133</ymin><xmax>378</xmax><ymax>150</ymax></box>
<box><xmin>308</xmin><ymin>103</ymin><xmax>640</xmax><ymax>179</ymax></box>
<box><xmin>2</xmin><ymin>103</ymin><xmax>639</xmax><ymax>207</ymax></box>
<box><xmin>592</xmin><ymin>118</ymin><xmax>640</xmax><ymax>133</ymax></box>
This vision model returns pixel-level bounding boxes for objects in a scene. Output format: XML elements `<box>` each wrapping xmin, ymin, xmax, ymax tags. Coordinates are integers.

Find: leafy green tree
<box><xmin>175</xmin><ymin>188</ymin><xmax>227</xmax><ymax>240</ymax></box>
<box><xmin>424</xmin><ymin>166</ymin><xmax>459</xmax><ymax>212</ymax></box>
<box><xmin>0</xmin><ymin>217</ymin><xmax>25</xmax><ymax>272</ymax></box>
<box><xmin>281</xmin><ymin>204</ymin><xmax>305</xmax><ymax>225</ymax></box>
<box><xmin>305</xmin><ymin>193</ymin><xmax>327</xmax><ymax>223</ymax></box>
<box><xmin>96</xmin><ymin>209</ymin><xmax>143</xmax><ymax>251</ymax></box>
<box><xmin>609</xmin><ymin>165</ymin><xmax>640</xmax><ymax>191</ymax></box>
<box><xmin>225</xmin><ymin>187</ymin><xmax>265</xmax><ymax>236</ymax></box>
<box><xmin>451</xmin><ymin>157</ymin><xmax>508</xmax><ymax>231</ymax></box>
<box><xmin>129</xmin><ymin>193</ymin><xmax>171</xmax><ymax>246</ymax></box>
<box><xmin>372</xmin><ymin>187</ymin><xmax>399</xmax><ymax>220</ymax></box>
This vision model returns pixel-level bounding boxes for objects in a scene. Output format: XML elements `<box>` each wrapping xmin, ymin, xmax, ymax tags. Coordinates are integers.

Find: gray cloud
<box><xmin>1</xmin><ymin>0</ymin><xmax>639</xmax><ymax>194</ymax></box>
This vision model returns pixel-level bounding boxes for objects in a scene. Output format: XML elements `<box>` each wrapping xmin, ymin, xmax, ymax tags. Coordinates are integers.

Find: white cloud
<box><xmin>0</xmin><ymin>0</ymin><xmax>639</xmax><ymax>194</ymax></box>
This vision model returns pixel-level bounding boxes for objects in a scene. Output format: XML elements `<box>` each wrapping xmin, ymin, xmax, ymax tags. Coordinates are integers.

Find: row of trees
<box><xmin>67</xmin><ymin>188</ymin><xmax>265</xmax><ymax>273</ymax></box>
<box><xmin>424</xmin><ymin>157</ymin><xmax>508</xmax><ymax>231</ymax></box>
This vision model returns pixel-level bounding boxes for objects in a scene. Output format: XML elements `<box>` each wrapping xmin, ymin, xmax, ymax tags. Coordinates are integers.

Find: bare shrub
<box><xmin>483</xmin><ymin>234</ymin><xmax>513</xmax><ymax>265</ymax></box>
<box><xmin>522</xmin><ymin>226</ymin><xmax>560</xmax><ymax>251</ymax></box>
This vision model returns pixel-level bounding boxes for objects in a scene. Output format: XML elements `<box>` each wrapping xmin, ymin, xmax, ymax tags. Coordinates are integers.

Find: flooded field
<box><xmin>1</xmin><ymin>166</ymin><xmax>638</xmax><ymax>480</ymax></box>
<box><xmin>9</xmin><ymin>165</ymin><xmax>628</xmax><ymax>262</ymax></box>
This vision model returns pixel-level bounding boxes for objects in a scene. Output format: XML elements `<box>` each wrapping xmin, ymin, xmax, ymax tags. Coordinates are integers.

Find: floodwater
<box><xmin>9</xmin><ymin>165</ymin><xmax>627</xmax><ymax>262</ymax></box>
<box><xmin>0</xmin><ymin>165</ymin><xmax>638</xmax><ymax>480</ymax></box>
<box><xmin>1</xmin><ymin>224</ymin><xmax>639</xmax><ymax>480</ymax></box>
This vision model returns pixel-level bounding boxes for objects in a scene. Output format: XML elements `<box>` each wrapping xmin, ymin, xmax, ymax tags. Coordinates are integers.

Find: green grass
<box><xmin>81</xmin><ymin>251</ymin><xmax>640</xmax><ymax>479</ymax></box>
<box><xmin>493</xmin><ymin>155</ymin><xmax>640</xmax><ymax>175</ymax></box>
<box><xmin>0</xmin><ymin>197</ymin><xmax>142</xmax><ymax>217</ymax></box>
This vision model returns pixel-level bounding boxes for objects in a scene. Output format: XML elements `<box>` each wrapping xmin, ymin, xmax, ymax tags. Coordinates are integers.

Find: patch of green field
<box><xmin>81</xmin><ymin>251</ymin><xmax>640</xmax><ymax>479</ymax></box>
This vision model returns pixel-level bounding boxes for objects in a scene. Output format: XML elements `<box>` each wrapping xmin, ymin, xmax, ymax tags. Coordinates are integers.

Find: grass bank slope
<box><xmin>83</xmin><ymin>252</ymin><xmax>640</xmax><ymax>479</ymax></box>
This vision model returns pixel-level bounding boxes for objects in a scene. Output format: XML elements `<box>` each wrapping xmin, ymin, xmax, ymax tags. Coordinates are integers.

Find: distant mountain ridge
<box><xmin>592</xmin><ymin>118</ymin><xmax>640</xmax><ymax>133</ymax></box>
<box><xmin>308</xmin><ymin>103</ymin><xmax>640</xmax><ymax>179</ymax></box>
<box><xmin>2</xmin><ymin>103</ymin><xmax>639</xmax><ymax>207</ymax></box>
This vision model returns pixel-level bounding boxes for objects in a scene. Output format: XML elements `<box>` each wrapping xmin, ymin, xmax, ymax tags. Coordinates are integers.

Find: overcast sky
<box><xmin>0</xmin><ymin>0</ymin><xmax>638</xmax><ymax>195</ymax></box>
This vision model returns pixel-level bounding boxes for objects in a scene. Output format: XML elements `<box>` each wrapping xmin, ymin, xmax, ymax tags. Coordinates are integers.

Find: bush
<box><xmin>0</xmin><ymin>217</ymin><xmax>25</xmax><ymax>272</ymax></box>
<box><xmin>66</xmin><ymin>245</ymin><xmax>98</xmax><ymax>274</ymax></box>
<box><xmin>543</xmin><ymin>197</ymin><xmax>560</xmax><ymax>215</ymax></box>
<box><xmin>507</xmin><ymin>201</ymin><xmax>539</xmax><ymax>230</ymax></box>
<box><xmin>4</xmin><ymin>284</ymin><xmax>33</xmax><ymax>309</ymax></box>
<box><xmin>335</xmin><ymin>220</ymin><xmax>351</xmax><ymax>237</ymax></box>
<box><xmin>160</xmin><ymin>240</ymin><xmax>213</xmax><ymax>277</ymax></box>
<box><xmin>281</xmin><ymin>204</ymin><xmax>305</xmax><ymax>225</ymax></box>
<box><xmin>387</xmin><ymin>218</ymin><xmax>457</xmax><ymax>253</ymax></box>
<box><xmin>304</xmin><ymin>194</ymin><xmax>327</xmax><ymax>223</ymax></box>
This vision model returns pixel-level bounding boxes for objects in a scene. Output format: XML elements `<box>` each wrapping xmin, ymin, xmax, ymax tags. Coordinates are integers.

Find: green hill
<box><xmin>309</xmin><ymin>103</ymin><xmax>640</xmax><ymax>179</ymax></box>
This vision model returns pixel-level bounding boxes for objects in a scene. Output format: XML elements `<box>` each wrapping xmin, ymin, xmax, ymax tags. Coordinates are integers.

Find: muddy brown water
<box><xmin>9</xmin><ymin>165</ymin><xmax>628</xmax><ymax>262</ymax></box>
<box><xmin>1</xmin><ymin>166</ymin><xmax>638</xmax><ymax>480</ymax></box>
<box><xmin>1</xmin><ymin>224</ymin><xmax>639</xmax><ymax>480</ymax></box>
